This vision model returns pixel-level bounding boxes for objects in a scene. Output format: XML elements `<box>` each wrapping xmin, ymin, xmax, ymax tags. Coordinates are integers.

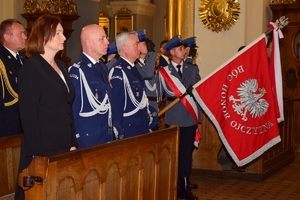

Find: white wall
<box><xmin>0</xmin><ymin>0</ymin><xmax>26</xmax><ymax>24</ymax></box>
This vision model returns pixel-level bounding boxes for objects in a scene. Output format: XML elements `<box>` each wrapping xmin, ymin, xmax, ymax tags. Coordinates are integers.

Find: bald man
<box><xmin>69</xmin><ymin>24</ymin><xmax>113</xmax><ymax>148</ymax></box>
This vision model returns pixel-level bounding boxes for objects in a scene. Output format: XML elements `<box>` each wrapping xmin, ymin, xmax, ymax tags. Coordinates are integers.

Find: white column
<box><xmin>0</xmin><ymin>0</ymin><xmax>15</xmax><ymax>21</ymax></box>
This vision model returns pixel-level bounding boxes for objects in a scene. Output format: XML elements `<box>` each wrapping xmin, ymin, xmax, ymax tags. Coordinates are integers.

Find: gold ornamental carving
<box><xmin>199</xmin><ymin>0</ymin><xmax>240</xmax><ymax>33</ymax></box>
<box><xmin>276</xmin><ymin>0</ymin><xmax>300</xmax><ymax>3</ymax></box>
<box><xmin>41</xmin><ymin>0</ymin><xmax>78</xmax><ymax>15</ymax></box>
<box><xmin>23</xmin><ymin>0</ymin><xmax>40</xmax><ymax>14</ymax></box>
<box><xmin>23</xmin><ymin>0</ymin><xmax>78</xmax><ymax>15</ymax></box>
<box><xmin>115</xmin><ymin>6</ymin><xmax>133</xmax><ymax>15</ymax></box>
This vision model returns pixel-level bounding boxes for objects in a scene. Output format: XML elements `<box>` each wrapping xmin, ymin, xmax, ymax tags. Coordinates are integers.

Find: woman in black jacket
<box><xmin>15</xmin><ymin>14</ymin><xmax>77</xmax><ymax>200</ymax></box>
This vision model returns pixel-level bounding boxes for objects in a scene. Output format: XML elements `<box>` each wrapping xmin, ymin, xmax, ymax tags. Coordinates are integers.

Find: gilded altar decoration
<box><xmin>41</xmin><ymin>0</ymin><xmax>78</xmax><ymax>15</ymax></box>
<box><xmin>23</xmin><ymin>0</ymin><xmax>40</xmax><ymax>14</ymax></box>
<box><xmin>115</xmin><ymin>6</ymin><xmax>133</xmax><ymax>16</ymax></box>
<box><xmin>115</xmin><ymin>6</ymin><xmax>133</xmax><ymax>36</ymax></box>
<box><xmin>276</xmin><ymin>0</ymin><xmax>300</xmax><ymax>3</ymax></box>
<box><xmin>199</xmin><ymin>0</ymin><xmax>240</xmax><ymax>33</ymax></box>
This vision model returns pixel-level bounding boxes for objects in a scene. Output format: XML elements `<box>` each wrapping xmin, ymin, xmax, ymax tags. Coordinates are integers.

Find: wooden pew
<box><xmin>0</xmin><ymin>134</ymin><xmax>21</xmax><ymax>197</ymax></box>
<box><xmin>192</xmin><ymin>99</ymin><xmax>296</xmax><ymax>181</ymax></box>
<box><xmin>18</xmin><ymin>126</ymin><xmax>179</xmax><ymax>200</ymax></box>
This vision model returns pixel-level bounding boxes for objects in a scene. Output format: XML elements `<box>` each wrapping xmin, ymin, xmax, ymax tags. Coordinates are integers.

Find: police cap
<box><xmin>164</xmin><ymin>35</ymin><xmax>184</xmax><ymax>52</ymax></box>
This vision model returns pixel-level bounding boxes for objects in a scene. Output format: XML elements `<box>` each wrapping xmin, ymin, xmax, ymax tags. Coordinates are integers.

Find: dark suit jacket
<box><xmin>0</xmin><ymin>44</ymin><xmax>26</xmax><ymax>136</ymax></box>
<box><xmin>18</xmin><ymin>54</ymin><xmax>77</xmax><ymax>171</ymax></box>
<box><xmin>159</xmin><ymin>54</ymin><xmax>169</xmax><ymax>68</ymax></box>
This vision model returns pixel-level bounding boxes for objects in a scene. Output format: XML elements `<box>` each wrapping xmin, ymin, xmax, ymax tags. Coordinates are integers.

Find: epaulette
<box><xmin>115</xmin><ymin>65</ymin><xmax>122</xmax><ymax>69</ymax></box>
<box><xmin>71</xmin><ymin>60</ymin><xmax>83</xmax><ymax>68</ymax></box>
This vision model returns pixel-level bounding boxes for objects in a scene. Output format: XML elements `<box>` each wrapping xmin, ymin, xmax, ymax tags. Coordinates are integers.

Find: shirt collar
<box><xmin>171</xmin><ymin>60</ymin><xmax>183</xmax><ymax>68</ymax></box>
<box><xmin>83</xmin><ymin>52</ymin><xmax>98</xmax><ymax>65</ymax></box>
<box><xmin>139</xmin><ymin>58</ymin><xmax>145</xmax><ymax>64</ymax></box>
<box><xmin>3</xmin><ymin>45</ymin><xmax>18</xmax><ymax>59</ymax></box>
<box><xmin>120</xmin><ymin>56</ymin><xmax>135</xmax><ymax>67</ymax></box>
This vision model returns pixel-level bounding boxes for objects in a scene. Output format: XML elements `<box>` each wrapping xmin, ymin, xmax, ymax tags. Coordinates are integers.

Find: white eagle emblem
<box><xmin>229</xmin><ymin>79</ymin><xmax>269</xmax><ymax>121</ymax></box>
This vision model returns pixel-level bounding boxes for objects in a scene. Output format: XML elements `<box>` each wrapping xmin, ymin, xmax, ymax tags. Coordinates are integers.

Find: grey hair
<box><xmin>116</xmin><ymin>31</ymin><xmax>138</xmax><ymax>55</ymax></box>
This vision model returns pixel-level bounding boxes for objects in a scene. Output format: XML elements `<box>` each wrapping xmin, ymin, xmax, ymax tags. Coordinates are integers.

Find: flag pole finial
<box><xmin>265</xmin><ymin>16</ymin><xmax>289</xmax><ymax>35</ymax></box>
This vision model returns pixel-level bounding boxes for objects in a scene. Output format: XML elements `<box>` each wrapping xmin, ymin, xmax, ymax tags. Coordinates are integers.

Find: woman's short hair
<box><xmin>26</xmin><ymin>14</ymin><xmax>61</xmax><ymax>57</ymax></box>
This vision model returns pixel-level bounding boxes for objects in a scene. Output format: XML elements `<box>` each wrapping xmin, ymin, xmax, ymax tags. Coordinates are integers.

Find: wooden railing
<box><xmin>0</xmin><ymin>134</ymin><xmax>21</xmax><ymax>197</ymax></box>
<box><xmin>1</xmin><ymin>98</ymin><xmax>299</xmax><ymax>197</ymax></box>
<box><xmin>18</xmin><ymin>126</ymin><xmax>179</xmax><ymax>200</ymax></box>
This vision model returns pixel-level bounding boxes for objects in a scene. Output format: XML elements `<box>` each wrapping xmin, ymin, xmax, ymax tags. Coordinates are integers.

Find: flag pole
<box><xmin>158</xmin><ymin>97</ymin><xmax>181</xmax><ymax>117</ymax></box>
<box><xmin>158</xmin><ymin>85</ymin><xmax>194</xmax><ymax>117</ymax></box>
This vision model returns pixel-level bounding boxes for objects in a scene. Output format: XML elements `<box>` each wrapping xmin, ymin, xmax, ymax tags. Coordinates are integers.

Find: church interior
<box><xmin>1</xmin><ymin>0</ymin><xmax>300</xmax><ymax>199</ymax></box>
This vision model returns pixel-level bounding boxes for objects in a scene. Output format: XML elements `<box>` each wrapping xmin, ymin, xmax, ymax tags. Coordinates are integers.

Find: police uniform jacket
<box><xmin>69</xmin><ymin>53</ymin><xmax>113</xmax><ymax>148</ymax></box>
<box><xmin>135</xmin><ymin>51</ymin><xmax>157</xmax><ymax>79</ymax></box>
<box><xmin>109</xmin><ymin>57</ymin><xmax>149</xmax><ymax>139</ymax></box>
<box><xmin>0</xmin><ymin>44</ymin><xmax>26</xmax><ymax>136</ymax></box>
<box><xmin>18</xmin><ymin>54</ymin><xmax>77</xmax><ymax>171</ymax></box>
<box><xmin>161</xmin><ymin>61</ymin><xmax>201</xmax><ymax>127</ymax></box>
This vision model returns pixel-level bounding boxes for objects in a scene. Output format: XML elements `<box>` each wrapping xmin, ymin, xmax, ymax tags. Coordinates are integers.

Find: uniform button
<box><xmin>128</xmin><ymin>124</ymin><xmax>131</xmax><ymax>126</ymax></box>
<box><xmin>86</xmin><ymin>133</ymin><xmax>89</xmax><ymax>136</ymax></box>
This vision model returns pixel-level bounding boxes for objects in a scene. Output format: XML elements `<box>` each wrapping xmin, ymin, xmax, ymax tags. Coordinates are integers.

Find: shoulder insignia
<box><xmin>71</xmin><ymin>60</ymin><xmax>82</xmax><ymax>68</ymax></box>
<box><xmin>87</xmin><ymin>63</ymin><xmax>92</xmax><ymax>68</ymax></box>
<box><xmin>8</xmin><ymin>55</ymin><xmax>11</xmax><ymax>59</ymax></box>
<box><xmin>115</xmin><ymin>65</ymin><xmax>122</xmax><ymax>69</ymax></box>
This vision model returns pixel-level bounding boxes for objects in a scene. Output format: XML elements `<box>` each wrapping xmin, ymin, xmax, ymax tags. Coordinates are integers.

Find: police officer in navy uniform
<box><xmin>109</xmin><ymin>31</ymin><xmax>150</xmax><ymax>139</ymax></box>
<box><xmin>0</xmin><ymin>19</ymin><xmax>27</xmax><ymax>137</ymax></box>
<box><xmin>160</xmin><ymin>35</ymin><xmax>201</xmax><ymax>200</ymax></box>
<box><xmin>69</xmin><ymin>24</ymin><xmax>113</xmax><ymax>148</ymax></box>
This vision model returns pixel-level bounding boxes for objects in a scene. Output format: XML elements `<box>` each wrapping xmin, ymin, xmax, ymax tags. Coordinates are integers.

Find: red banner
<box><xmin>192</xmin><ymin>34</ymin><xmax>281</xmax><ymax>166</ymax></box>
